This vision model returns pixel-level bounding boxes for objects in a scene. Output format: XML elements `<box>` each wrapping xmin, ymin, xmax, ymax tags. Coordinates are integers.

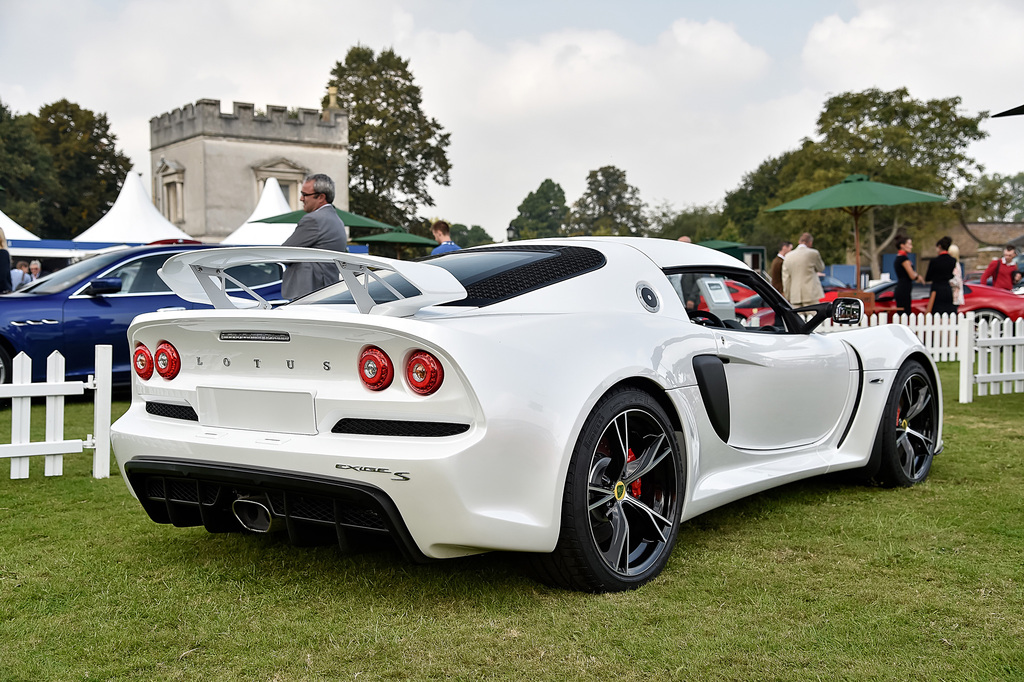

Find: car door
<box><xmin>713</xmin><ymin>328</ymin><xmax>856</xmax><ymax>450</ymax></box>
<box><xmin>672</xmin><ymin>268</ymin><xmax>857</xmax><ymax>451</ymax></box>
<box><xmin>62</xmin><ymin>252</ymin><xmax>193</xmax><ymax>382</ymax></box>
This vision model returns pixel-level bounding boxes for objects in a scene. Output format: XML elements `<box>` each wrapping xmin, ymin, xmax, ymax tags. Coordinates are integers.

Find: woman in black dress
<box><xmin>925</xmin><ymin>236</ymin><xmax>957</xmax><ymax>315</ymax></box>
<box><xmin>893</xmin><ymin>234</ymin><xmax>922</xmax><ymax>317</ymax></box>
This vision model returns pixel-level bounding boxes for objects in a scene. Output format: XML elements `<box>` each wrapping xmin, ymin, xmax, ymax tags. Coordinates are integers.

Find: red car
<box><xmin>869</xmin><ymin>281</ymin><xmax>1024</xmax><ymax>324</ymax></box>
<box><xmin>735</xmin><ymin>275</ymin><xmax>851</xmax><ymax>324</ymax></box>
<box><xmin>741</xmin><ymin>279</ymin><xmax>1024</xmax><ymax>328</ymax></box>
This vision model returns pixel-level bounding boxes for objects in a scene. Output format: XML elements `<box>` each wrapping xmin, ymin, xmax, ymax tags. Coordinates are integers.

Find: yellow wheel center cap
<box><xmin>901</xmin><ymin>419</ymin><xmax>909</xmax><ymax>430</ymax></box>
<box><xmin>614</xmin><ymin>481</ymin><xmax>626</xmax><ymax>501</ymax></box>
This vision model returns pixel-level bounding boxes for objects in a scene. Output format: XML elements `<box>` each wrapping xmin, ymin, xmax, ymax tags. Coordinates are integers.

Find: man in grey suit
<box><xmin>782</xmin><ymin>232</ymin><xmax>825</xmax><ymax>307</ymax></box>
<box><xmin>282</xmin><ymin>173</ymin><xmax>348</xmax><ymax>299</ymax></box>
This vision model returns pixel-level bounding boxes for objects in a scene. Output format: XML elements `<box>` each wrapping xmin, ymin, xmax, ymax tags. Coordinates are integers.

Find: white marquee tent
<box><xmin>0</xmin><ymin>207</ymin><xmax>41</xmax><ymax>240</ymax></box>
<box><xmin>74</xmin><ymin>172</ymin><xmax>192</xmax><ymax>243</ymax></box>
<box><xmin>220</xmin><ymin>177</ymin><xmax>294</xmax><ymax>245</ymax></box>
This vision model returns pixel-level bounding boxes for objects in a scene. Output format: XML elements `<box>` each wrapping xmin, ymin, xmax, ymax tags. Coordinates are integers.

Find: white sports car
<box><xmin>110</xmin><ymin>238</ymin><xmax>942</xmax><ymax>592</ymax></box>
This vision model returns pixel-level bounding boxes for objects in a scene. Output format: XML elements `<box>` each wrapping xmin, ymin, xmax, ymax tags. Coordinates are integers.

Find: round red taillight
<box><xmin>154</xmin><ymin>341</ymin><xmax>181</xmax><ymax>380</ymax></box>
<box><xmin>406</xmin><ymin>350</ymin><xmax>444</xmax><ymax>396</ymax></box>
<box><xmin>133</xmin><ymin>344</ymin><xmax>153</xmax><ymax>380</ymax></box>
<box><xmin>358</xmin><ymin>346</ymin><xmax>394</xmax><ymax>391</ymax></box>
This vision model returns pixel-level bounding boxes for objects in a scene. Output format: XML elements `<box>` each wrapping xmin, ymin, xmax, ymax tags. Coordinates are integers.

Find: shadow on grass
<box><xmin>123</xmin><ymin>468</ymin><xmax>888</xmax><ymax>600</ymax></box>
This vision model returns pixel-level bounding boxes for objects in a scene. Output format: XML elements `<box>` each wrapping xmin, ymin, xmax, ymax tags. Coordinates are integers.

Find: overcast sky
<box><xmin>2</xmin><ymin>0</ymin><xmax>1023</xmax><ymax>241</ymax></box>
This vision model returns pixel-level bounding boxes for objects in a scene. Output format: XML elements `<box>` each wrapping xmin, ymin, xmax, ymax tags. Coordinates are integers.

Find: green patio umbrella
<box><xmin>352</xmin><ymin>232</ymin><xmax>438</xmax><ymax>246</ymax></box>
<box><xmin>255</xmin><ymin>208</ymin><xmax>403</xmax><ymax>232</ymax></box>
<box><xmin>352</xmin><ymin>231</ymin><xmax>438</xmax><ymax>259</ymax></box>
<box><xmin>766</xmin><ymin>174</ymin><xmax>947</xmax><ymax>287</ymax></box>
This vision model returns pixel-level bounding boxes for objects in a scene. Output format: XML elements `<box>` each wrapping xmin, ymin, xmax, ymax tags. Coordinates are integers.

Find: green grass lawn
<box><xmin>1</xmin><ymin>365</ymin><xmax>1022</xmax><ymax>681</ymax></box>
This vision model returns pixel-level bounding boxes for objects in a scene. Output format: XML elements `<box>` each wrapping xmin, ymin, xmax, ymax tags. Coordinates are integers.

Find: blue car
<box><xmin>0</xmin><ymin>244</ymin><xmax>283</xmax><ymax>385</ymax></box>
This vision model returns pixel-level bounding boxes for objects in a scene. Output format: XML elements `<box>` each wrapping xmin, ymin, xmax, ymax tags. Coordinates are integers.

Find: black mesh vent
<box><xmin>336</xmin><ymin>506</ymin><xmax>386</xmax><ymax>530</ymax></box>
<box><xmin>199</xmin><ymin>483</ymin><xmax>220</xmax><ymax>506</ymax></box>
<box><xmin>290</xmin><ymin>495</ymin><xmax>334</xmax><ymax>523</ymax></box>
<box><xmin>145</xmin><ymin>478</ymin><xmax>165</xmax><ymax>500</ymax></box>
<box><xmin>166</xmin><ymin>479</ymin><xmax>199</xmax><ymax>504</ymax></box>
<box><xmin>441</xmin><ymin>245</ymin><xmax>605</xmax><ymax>306</ymax></box>
<box><xmin>332</xmin><ymin>418</ymin><xmax>470</xmax><ymax>437</ymax></box>
<box><xmin>267</xmin><ymin>491</ymin><xmax>286</xmax><ymax>516</ymax></box>
<box><xmin>146</xmin><ymin>402</ymin><xmax>198</xmax><ymax>421</ymax></box>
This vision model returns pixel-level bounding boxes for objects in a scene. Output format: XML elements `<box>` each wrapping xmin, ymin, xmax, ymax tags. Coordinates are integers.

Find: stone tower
<box><xmin>150</xmin><ymin>98</ymin><xmax>348</xmax><ymax>241</ymax></box>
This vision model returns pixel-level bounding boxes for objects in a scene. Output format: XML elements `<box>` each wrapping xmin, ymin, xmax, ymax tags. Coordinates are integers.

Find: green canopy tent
<box><xmin>351</xmin><ymin>231</ymin><xmax>438</xmax><ymax>259</ymax></box>
<box><xmin>697</xmin><ymin>239</ymin><xmax>768</xmax><ymax>271</ymax></box>
<box><xmin>254</xmin><ymin>208</ymin><xmax>404</xmax><ymax>239</ymax></box>
<box><xmin>766</xmin><ymin>174</ymin><xmax>947</xmax><ymax>288</ymax></box>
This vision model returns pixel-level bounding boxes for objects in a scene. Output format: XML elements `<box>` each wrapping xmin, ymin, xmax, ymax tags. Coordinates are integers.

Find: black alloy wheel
<box><xmin>872</xmin><ymin>360</ymin><xmax>938</xmax><ymax>487</ymax></box>
<box><xmin>535</xmin><ymin>387</ymin><xmax>683</xmax><ymax>592</ymax></box>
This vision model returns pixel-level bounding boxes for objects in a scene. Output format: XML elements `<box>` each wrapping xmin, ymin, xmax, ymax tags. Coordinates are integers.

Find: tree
<box><xmin>327</xmin><ymin>46</ymin><xmax>451</xmax><ymax>229</ymax></box>
<box><xmin>567</xmin><ymin>165</ymin><xmax>647</xmax><ymax>236</ymax></box>
<box><xmin>773</xmin><ymin>88</ymin><xmax>987</xmax><ymax>276</ymax></box>
<box><xmin>648</xmin><ymin>201</ymin><xmax>728</xmax><ymax>243</ymax></box>
<box><xmin>0</xmin><ymin>99</ymin><xmax>55</xmax><ymax>233</ymax></box>
<box><xmin>509</xmin><ymin>179</ymin><xmax>569</xmax><ymax>239</ymax></box>
<box><xmin>719</xmin><ymin>149</ymin><xmax>823</xmax><ymax>256</ymax></box>
<box><xmin>449</xmin><ymin>223</ymin><xmax>493</xmax><ymax>248</ymax></box>
<box><xmin>30</xmin><ymin>99</ymin><xmax>132</xmax><ymax>239</ymax></box>
<box><xmin>967</xmin><ymin>172</ymin><xmax>1024</xmax><ymax>223</ymax></box>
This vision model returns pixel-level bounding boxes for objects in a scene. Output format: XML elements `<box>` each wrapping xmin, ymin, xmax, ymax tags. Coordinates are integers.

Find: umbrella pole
<box><xmin>853</xmin><ymin>211</ymin><xmax>861</xmax><ymax>290</ymax></box>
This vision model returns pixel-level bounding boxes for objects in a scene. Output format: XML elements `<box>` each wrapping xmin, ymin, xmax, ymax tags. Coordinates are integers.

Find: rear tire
<box><xmin>870</xmin><ymin>360</ymin><xmax>938</xmax><ymax>487</ymax></box>
<box><xmin>533</xmin><ymin>387</ymin><xmax>683</xmax><ymax>592</ymax></box>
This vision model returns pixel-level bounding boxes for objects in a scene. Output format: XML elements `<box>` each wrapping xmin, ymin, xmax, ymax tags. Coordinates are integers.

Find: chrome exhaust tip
<box><xmin>231</xmin><ymin>496</ymin><xmax>284</xmax><ymax>533</ymax></box>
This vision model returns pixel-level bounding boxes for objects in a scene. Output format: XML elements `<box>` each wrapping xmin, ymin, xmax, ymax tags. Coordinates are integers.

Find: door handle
<box><xmin>157</xmin><ymin>307</ymin><xmax>187</xmax><ymax>312</ymax></box>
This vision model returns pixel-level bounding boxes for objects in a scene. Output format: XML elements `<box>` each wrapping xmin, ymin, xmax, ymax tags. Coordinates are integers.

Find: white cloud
<box><xmin>4</xmin><ymin>0</ymin><xmax>1024</xmax><ymax>242</ymax></box>
<box><xmin>800</xmin><ymin>0</ymin><xmax>1024</xmax><ymax>176</ymax></box>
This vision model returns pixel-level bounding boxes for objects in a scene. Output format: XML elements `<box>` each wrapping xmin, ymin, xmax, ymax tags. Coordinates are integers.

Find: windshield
<box><xmin>20</xmin><ymin>250</ymin><xmax>134</xmax><ymax>295</ymax></box>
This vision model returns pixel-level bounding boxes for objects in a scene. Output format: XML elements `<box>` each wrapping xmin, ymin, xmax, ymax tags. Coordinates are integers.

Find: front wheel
<box><xmin>871</xmin><ymin>360</ymin><xmax>938</xmax><ymax>487</ymax></box>
<box><xmin>533</xmin><ymin>387</ymin><xmax>683</xmax><ymax>592</ymax></box>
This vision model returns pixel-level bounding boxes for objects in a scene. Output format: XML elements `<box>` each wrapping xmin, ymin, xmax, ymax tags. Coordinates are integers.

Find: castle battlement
<box><xmin>150</xmin><ymin>99</ymin><xmax>347</xmax><ymax>149</ymax></box>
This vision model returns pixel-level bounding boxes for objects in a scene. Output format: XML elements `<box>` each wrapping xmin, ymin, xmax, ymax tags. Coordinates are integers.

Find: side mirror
<box><xmin>831</xmin><ymin>297</ymin><xmax>863</xmax><ymax>325</ymax></box>
<box><xmin>83</xmin><ymin>277</ymin><xmax>122</xmax><ymax>296</ymax></box>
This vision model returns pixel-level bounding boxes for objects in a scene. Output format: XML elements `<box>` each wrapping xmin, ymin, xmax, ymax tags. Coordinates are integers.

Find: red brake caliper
<box><xmin>626</xmin><ymin>448</ymin><xmax>641</xmax><ymax>497</ymax></box>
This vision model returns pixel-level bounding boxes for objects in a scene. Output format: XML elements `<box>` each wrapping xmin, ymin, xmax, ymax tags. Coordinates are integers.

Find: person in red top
<box><xmin>981</xmin><ymin>244</ymin><xmax>1021</xmax><ymax>290</ymax></box>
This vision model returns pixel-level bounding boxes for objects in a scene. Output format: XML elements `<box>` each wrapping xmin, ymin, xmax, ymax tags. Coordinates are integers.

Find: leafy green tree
<box><xmin>509</xmin><ymin>179</ymin><xmax>568</xmax><ymax>239</ymax></box>
<box><xmin>449</xmin><ymin>223</ymin><xmax>493</xmax><ymax>248</ymax></box>
<box><xmin>30</xmin><ymin>99</ymin><xmax>132</xmax><ymax>239</ymax></box>
<box><xmin>648</xmin><ymin>201</ymin><xmax>728</xmax><ymax>243</ymax></box>
<box><xmin>771</xmin><ymin>88</ymin><xmax>987</xmax><ymax>276</ymax></box>
<box><xmin>327</xmin><ymin>46</ymin><xmax>451</xmax><ymax>229</ymax></box>
<box><xmin>567</xmin><ymin>165</ymin><xmax>647</xmax><ymax>236</ymax></box>
<box><xmin>0</xmin><ymin>99</ymin><xmax>55</xmax><ymax>233</ymax></box>
<box><xmin>967</xmin><ymin>172</ymin><xmax>1024</xmax><ymax>222</ymax></box>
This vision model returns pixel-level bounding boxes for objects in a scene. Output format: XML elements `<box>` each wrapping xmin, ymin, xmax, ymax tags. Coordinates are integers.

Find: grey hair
<box><xmin>304</xmin><ymin>173</ymin><xmax>336</xmax><ymax>204</ymax></box>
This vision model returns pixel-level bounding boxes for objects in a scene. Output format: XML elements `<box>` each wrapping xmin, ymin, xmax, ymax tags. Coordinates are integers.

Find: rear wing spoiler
<box><xmin>158</xmin><ymin>247</ymin><xmax>467</xmax><ymax>316</ymax></box>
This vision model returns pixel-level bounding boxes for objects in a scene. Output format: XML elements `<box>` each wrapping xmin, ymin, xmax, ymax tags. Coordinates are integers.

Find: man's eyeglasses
<box><xmin>300</xmin><ymin>191</ymin><xmax>322</xmax><ymax>198</ymax></box>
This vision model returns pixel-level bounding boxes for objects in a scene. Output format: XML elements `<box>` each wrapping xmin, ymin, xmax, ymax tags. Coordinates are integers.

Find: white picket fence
<box><xmin>820</xmin><ymin>311</ymin><xmax>964</xmax><ymax>362</ymax></box>
<box><xmin>958</xmin><ymin>313</ymin><xmax>1024</xmax><ymax>404</ymax></box>
<box><xmin>0</xmin><ymin>346</ymin><xmax>112</xmax><ymax>479</ymax></box>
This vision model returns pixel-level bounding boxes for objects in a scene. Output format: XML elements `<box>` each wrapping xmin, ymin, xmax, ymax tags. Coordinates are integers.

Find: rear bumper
<box><xmin>111</xmin><ymin>400</ymin><xmax>568</xmax><ymax>559</ymax></box>
<box><xmin>122</xmin><ymin>456</ymin><xmax>429</xmax><ymax>562</ymax></box>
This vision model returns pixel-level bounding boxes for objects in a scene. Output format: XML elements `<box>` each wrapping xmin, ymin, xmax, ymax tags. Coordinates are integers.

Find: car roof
<box><xmin>482</xmin><ymin>236</ymin><xmax>750</xmax><ymax>271</ymax></box>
